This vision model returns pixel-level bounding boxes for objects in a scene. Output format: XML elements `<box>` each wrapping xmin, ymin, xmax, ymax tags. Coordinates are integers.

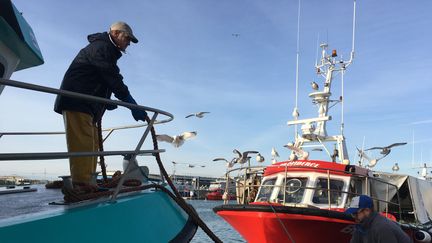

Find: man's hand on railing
<box><xmin>132</xmin><ymin>109</ymin><xmax>147</xmax><ymax>122</ymax></box>
<box><xmin>106</xmin><ymin>103</ymin><xmax>118</xmax><ymax>110</ymax></box>
<box><xmin>124</xmin><ymin>94</ymin><xmax>147</xmax><ymax>122</ymax></box>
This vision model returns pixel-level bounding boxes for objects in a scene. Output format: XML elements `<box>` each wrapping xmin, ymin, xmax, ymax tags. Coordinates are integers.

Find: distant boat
<box><xmin>206</xmin><ymin>180</ymin><xmax>236</xmax><ymax>200</ymax></box>
<box><xmin>0</xmin><ymin>185</ymin><xmax>37</xmax><ymax>195</ymax></box>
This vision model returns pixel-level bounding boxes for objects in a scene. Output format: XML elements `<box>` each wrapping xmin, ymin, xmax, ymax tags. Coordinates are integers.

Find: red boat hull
<box><xmin>206</xmin><ymin>190</ymin><xmax>235</xmax><ymax>200</ymax></box>
<box><xmin>214</xmin><ymin>204</ymin><xmax>417</xmax><ymax>243</ymax></box>
<box><xmin>214</xmin><ymin>204</ymin><xmax>357</xmax><ymax>243</ymax></box>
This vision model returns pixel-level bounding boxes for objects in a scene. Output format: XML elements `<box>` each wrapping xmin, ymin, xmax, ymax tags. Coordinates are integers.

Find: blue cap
<box><xmin>345</xmin><ymin>195</ymin><xmax>373</xmax><ymax>214</ymax></box>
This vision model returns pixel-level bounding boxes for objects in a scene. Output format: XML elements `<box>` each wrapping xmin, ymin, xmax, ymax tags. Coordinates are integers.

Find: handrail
<box><xmin>0</xmin><ymin>78</ymin><xmax>174</xmax><ymax>123</ymax></box>
<box><xmin>253</xmin><ymin>183</ymin><xmax>402</xmax><ymax>207</ymax></box>
<box><xmin>0</xmin><ymin>78</ymin><xmax>173</xmax><ymax>162</ymax></box>
<box><xmin>0</xmin><ymin>122</ymin><xmax>161</xmax><ymax>137</ymax></box>
<box><xmin>0</xmin><ymin>123</ymin><xmax>163</xmax><ymax>143</ymax></box>
<box><xmin>225</xmin><ymin>165</ymin><xmax>266</xmax><ymax>175</ymax></box>
<box><xmin>0</xmin><ymin>150</ymin><xmax>164</xmax><ymax>161</ymax></box>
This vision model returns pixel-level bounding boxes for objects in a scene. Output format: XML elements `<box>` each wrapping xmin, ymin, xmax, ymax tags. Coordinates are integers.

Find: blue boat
<box><xmin>0</xmin><ymin>1</ymin><xmax>222</xmax><ymax>242</ymax></box>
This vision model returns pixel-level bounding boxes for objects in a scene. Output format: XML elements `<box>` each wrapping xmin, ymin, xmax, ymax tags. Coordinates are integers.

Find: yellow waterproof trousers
<box><xmin>63</xmin><ymin>111</ymin><xmax>98</xmax><ymax>184</ymax></box>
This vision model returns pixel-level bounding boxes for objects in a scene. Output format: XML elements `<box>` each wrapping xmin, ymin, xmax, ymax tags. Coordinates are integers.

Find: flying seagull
<box><xmin>156</xmin><ymin>131</ymin><xmax>197</xmax><ymax>148</ymax></box>
<box><xmin>284</xmin><ymin>143</ymin><xmax>309</xmax><ymax>160</ymax></box>
<box><xmin>232</xmin><ymin>33</ymin><xmax>240</xmax><ymax>37</ymax></box>
<box><xmin>185</xmin><ymin>112</ymin><xmax>210</xmax><ymax>119</ymax></box>
<box><xmin>213</xmin><ymin>157</ymin><xmax>236</xmax><ymax>168</ymax></box>
<box><xmin>356</xmin><ymin>147</ymin><xmax>378</xmax><ymax>168</ymax></box>
<box><xmin>365</xmin><ymin>142</ymin><xmax>407</xmax><ymax>156</ymax></box>
<box><xmin>233</xmin><ymin>149</ymin><xmax>259</xmax><ymax>164</ymax></box>
<box><xmin>311</xmin><ymin>81</ymin><xmax>319</xmax><ymax>90</ymax></box>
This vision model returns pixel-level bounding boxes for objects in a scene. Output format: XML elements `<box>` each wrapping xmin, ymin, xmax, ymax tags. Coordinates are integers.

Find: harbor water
<box><xmin>0</xmin><ymin>185</ymin><xmax>245</xmax><ymax>242</ymax></box>
<box><xmin>189</xmin><ymin>199</ymin><xmax>245</xmax><ymax>242</ymax></box>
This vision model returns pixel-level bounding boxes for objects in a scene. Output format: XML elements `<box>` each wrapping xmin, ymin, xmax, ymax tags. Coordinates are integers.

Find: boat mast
<box><xmin>287</xmin><ymin>0</ymin><xmax>357</xmax><ymax>164</ymax></box>
<box><xmin>292</xmin><ymin>0</ymin><xmax>301</xmax><ymax>138</ymax></box>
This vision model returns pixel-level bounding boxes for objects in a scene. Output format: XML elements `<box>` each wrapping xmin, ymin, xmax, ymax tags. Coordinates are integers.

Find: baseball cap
<box><xmin>345</xmin><ymin>195</ymin><xmax>373</xmax><ymax>215</ymax></box>
<box><xmin>110</xmin><ymin>21</ymin><xmax>138</xmax><ymax>43</ymax></box>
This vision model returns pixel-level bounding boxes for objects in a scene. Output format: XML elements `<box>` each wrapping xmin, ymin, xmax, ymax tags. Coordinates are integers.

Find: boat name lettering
<box><xmin>284</xmin><ymin>161</ymin><xmax>319</xmax><ymax>168</ymax></box>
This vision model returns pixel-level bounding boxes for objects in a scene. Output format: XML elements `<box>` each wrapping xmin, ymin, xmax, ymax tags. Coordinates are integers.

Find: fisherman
<box><xmin>346</xmin><ymin>195</ymin><xmax>412</xmax><ymax>243</ymax></box>
<box><xmin>54</xmin><ymin>21</ymin><xmax>147</xmax><ymax>190</ymax></box>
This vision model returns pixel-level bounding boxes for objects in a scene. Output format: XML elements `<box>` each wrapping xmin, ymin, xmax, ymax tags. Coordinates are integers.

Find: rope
<box><xmin>269</xmin><ymin>204</ymin><xmax>296</xmax><ymax>243</ymax></box>
<box><xmin>62</xmin><ymin>114</ymin><xmax>221</xmax><ymax>242</ymax></box>
<box><xmin>147</xmin><ymin>116</ymin><xmax>222</xmax><ymax>243</ymax></box>
<box><xmin>97</xmin><ymin>119</ymin><xmax>108</xmax><ymax>182</ymax></box>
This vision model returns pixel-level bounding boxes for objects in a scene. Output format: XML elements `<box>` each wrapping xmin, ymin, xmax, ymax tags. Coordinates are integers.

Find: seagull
<box><xmin>292</xmin><ymin>108</ymin><xmax>299</xmax><ymax>118</ymax></box>
<box><xmin>256</xmin><ymin>153</ymin><xmax>265</xmax><ymax>163</ymax></box>
<box><xmin>156</xmin><ymin>131</ymin><xmax>197</xmax><ymax>147</ymax></box>
<box><xmin>311</xmin><ymin>81</ymin><xmax>319</xmax><ymax>90</ymax></box>
<box><xmin>185</xmin><ymin>112</ymin><xmax>210</xmax><ymax>119</ymax></box>
<box><xmin>233</xmin><ymin>149</ymin><xmax>259</xmax><ymax>164</ymax></box>
<box><xmin>271</xmin><ymin>147</ymin><xmax>280</xmax><ymax>158</ymax></box>
<box><xmin>357</xmin><ymin>147</ymin><xmax>378</xmax><ymax>168</ymax></box>
<box><xmin>284</xmin><ymin>143</ymin><xmax>309</xmax><ymax>160</ymax></box>
<box><xmin>392</xmin><ymin>163</ymin><xmax>399</xmax><ymax>172</ymax></box>
<box><xmin>232</xmin><ymin>33</ymin><xmax>240</xmax><ymax>37</ymax></box>
<box><xmin>365</xmin><ymin>142</ymin><xmax>407</xmax><ymax>156</ymax></box>
<box><xmin>213</xmin><ymin>157</ymin><xmax>236</xmax><ymax>168</ymax></box>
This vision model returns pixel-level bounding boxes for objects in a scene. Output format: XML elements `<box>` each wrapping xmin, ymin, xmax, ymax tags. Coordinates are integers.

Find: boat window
<box><xmin>256</xmin><ymin>178</ymin><xmax>277</xmax><ymax>202</ymax></box>
<box><xmin>277</xmin><ymin>178</ymin><xmax>308</xmax><ymax>204</ymax></box>
<box><xmin>312</xmin><ymin>178</ymin><xmax>345</xmax><ymax>205</ymax></box>
<box><xmin>348</xmin><ymin>178</ymin><xmax>363</xmax><ymax>201</ymax></box>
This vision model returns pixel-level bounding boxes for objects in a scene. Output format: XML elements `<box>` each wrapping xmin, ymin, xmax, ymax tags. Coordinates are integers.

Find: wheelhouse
<box><xmin>253</xmin><ymin>160</ymin><xmax>368</xmax><ymax>209</ymax></box>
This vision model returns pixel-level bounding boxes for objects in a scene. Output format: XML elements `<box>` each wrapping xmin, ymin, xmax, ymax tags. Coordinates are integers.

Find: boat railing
<box><xmin>223</xmin><ymin>165</ymin><xmax>266</xmax><ymax>204</ymax></box>
<box><xmin>0</xmin><ymin>78</ymin><xmax>174</xmax><ymax>200</ymax></box>
<box><xmin>225</xmin><ymin>163</ymin><xmax>404</xmax><ymax>221</ymax></box>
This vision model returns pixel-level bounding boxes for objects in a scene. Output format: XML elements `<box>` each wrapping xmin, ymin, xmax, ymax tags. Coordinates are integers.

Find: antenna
<box><xmin>412</xmin><ymin>132</ymin><xmax>415</xmax><ymax>167</ymax></box>
<box><xmin>292</xmin><ymin>0</ymin><xmax>301</xmax><ymax>138</ymax></box>
<box><xmin>341</xmin><ymin>67</ymin><xmax>345</xmax><ymax>135</ymax></box>
<box><xmin>349</xmin><ymin>0</ymin><xmax>357</xmax><ymax>63</ymax></box>
<box><xmin>315</xmin><ymin>34</ymin><xmax>320</xmax><ymax>66</ymax></box>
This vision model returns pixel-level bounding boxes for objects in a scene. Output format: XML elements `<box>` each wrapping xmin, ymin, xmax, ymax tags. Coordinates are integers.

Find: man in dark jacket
<box><xmin>54</xmin><ymin>21</ymin><xmax>146</xmax><ymax>187</ymax></box>
<box><xmin>346</xmin><ymin>195</ymin><xmax>412</xmax><ymax>243</ymax></box>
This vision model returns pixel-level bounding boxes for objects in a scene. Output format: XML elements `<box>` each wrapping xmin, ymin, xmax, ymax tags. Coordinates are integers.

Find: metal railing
<box><xmin>0</xmin><ymin>78</ymin><xmax>174</xmax><ymax>200</ymax></box>
<box><xmin>223</xmin><ymin>165</ymin><xmax>266</xmax><ymax>204</ymax></box>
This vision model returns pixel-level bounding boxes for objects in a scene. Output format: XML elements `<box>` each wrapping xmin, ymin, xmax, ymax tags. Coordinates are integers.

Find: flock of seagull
<box><xmin>155</xmin><ymin>111</ymin><xmax>408</xmax><ymax>171</ymax></box>
<box><xmin>155</xmin><ymin>111</ymin><xmax>210</xmax><ymax>147</ymax></box>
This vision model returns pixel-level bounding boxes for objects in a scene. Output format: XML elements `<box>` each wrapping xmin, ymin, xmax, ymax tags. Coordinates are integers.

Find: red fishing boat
<box><xmin>214</xmin><ymin>1</ymin><xmax>432</xmax><ymax>242</ymax></box>
<box><xmin>206</xmin><ymin>180</ymin><xmax>236</xmax><ymax>200</ymax></box>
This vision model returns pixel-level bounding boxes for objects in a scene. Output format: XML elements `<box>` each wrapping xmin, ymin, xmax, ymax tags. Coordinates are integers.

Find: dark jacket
<box><xmin>350</xmin><ymin>212</ymin><xmax>412</xmax><ymax>243</ymax></box>
<box><xmin>54</xmin><ymin>32</ymin><xmax>130</xmax><ymax>121</ymax></box>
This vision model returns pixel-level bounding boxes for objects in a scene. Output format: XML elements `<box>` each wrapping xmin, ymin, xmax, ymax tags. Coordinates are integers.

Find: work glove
<box><xmin>124</xmin><ymin>94</ymin><xmax>147</xmax><ymax>122</ymax></box>
<box><xmin>105</xmin><ymin>103</ymin><xmax>118</xmax><ymax>111</ymax></box>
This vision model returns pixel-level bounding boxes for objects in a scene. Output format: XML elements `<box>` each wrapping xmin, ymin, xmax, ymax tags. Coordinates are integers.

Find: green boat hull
<box><xmin>0</xmin><ymin>190</ymin><xmax>197</xmax><ymax>243</ymax></box>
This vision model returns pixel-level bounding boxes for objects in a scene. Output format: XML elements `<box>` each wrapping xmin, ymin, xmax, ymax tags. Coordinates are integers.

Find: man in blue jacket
<box><xmin>346</xmin><ymin>195</ymin><xmax>412</xmax><ymax>243</ymax></box>
<box><xmin>54</xmin><ymin>21</ymin><xmax>146</xmax><ymax>189</ymax></box>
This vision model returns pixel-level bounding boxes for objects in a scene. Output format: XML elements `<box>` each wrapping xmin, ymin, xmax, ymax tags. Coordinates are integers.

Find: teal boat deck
<box><xmin>0</xmin><ymin>184</ymin><xmax>197</xmax><ymax>243</ymax></box>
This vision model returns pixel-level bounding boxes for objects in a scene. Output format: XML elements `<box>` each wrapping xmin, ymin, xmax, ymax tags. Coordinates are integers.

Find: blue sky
<box><xmin>1</xmin><ymin>0</ymin><xmax>431</xmax><ymax>180</ymax></box>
